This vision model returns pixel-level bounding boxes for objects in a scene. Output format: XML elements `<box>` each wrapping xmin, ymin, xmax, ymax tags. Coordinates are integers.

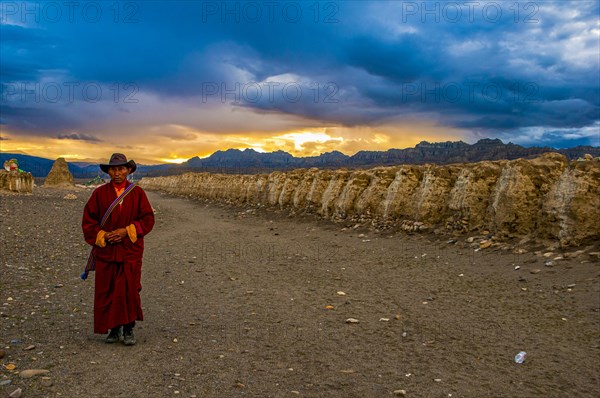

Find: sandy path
<box><xmin>1</xmin><ymin>188</ymin><xmax>599</xmax><ymax>397</ymax></box>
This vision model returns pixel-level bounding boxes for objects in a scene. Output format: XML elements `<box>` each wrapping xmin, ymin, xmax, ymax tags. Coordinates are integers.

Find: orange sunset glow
<box><xmin>1</xmin><ymin>123</ymin><xmax>464</xmax><ymax>165</ymax></box>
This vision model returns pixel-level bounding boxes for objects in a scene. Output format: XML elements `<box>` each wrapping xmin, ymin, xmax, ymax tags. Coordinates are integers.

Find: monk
<box><xmin>82</xmin><ymin>153</ymin><xmax>155</xmax><ymax>345</ymax></box>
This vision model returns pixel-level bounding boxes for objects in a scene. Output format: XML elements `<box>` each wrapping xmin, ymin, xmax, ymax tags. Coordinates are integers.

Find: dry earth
<box><xmin>1</xmin><ymin>187</ymin><xmax>599</xmax><ymax>397</ymax></box>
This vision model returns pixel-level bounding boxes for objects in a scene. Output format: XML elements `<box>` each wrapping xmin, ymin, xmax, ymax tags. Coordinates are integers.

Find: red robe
<box><xmin>82</xmin><ymin>182</ymin><xmax>155</xmax><ymax>334</ymax></box>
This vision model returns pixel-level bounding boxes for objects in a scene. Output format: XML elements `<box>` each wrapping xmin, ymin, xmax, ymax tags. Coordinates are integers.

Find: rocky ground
<box><xmin>0</xmin><ymin>187</ymin><xmax>599</xmax><ymax>397</ymax></box>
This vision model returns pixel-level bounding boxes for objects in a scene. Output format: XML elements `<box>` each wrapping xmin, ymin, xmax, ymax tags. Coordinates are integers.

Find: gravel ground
<box><xmin>1</xmin><ymin>186</ymin><xmax>599</xmax><ymax>397</ymax></box>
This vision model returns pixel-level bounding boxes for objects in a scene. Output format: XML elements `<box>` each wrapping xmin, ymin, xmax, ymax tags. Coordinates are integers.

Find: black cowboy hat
<box><xmin>100</xmin><ymin>153</ymin><xmax>137</xmax><ymax>173</ymax></box>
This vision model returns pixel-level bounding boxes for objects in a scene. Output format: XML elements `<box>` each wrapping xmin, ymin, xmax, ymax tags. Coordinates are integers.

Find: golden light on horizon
<box><xmin>1</xmin><ymin>121</ymin><xmax>468</xmax><ymax>164</ymax></box>
<box><xmin>160</xmin><ymin>157</ymin><xmax>190</xmax><ymax>164</ymax></box>
<box><xmin>273</xmin><ymin>130</ymin><xmax>344</xmax><ymax>152</ymax></box>
<box><xmin>57</xmin><ymin>154</ymin><xmax>88</xmax><ymax>161</ymax></box>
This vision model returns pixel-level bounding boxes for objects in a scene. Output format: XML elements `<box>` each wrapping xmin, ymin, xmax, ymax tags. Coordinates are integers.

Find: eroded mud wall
<box><xmin>140</xmin><ymin>153</ymin><xmax>600</xmax><ymax>245</ymax></box>
<box><xmin>0</xmin><ymin>171</ymin><xmax>34</xmax><ymax>193</ymax></box>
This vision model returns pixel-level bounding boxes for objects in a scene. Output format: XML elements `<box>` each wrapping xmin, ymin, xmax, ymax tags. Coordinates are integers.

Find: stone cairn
<box><xmin>0</xmin><ymin>159</ymin><xmax>34</xmax><ymax>193</ymax></box>
<box><xmin>44</xmin><ymin>158</ymin><xmax>74</xmax><ymax>187</ymax></box>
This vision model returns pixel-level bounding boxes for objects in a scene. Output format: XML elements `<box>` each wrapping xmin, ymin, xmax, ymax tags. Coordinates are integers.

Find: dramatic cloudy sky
<box><xmin>1</xmin><ymin>1</ymin><xmax>599</xmax><ymax>163</ymax></box>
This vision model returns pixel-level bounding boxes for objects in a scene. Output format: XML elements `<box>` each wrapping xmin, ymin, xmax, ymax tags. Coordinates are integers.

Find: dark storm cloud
<box><xmin>1</xmin><ymin>0</ymin><xmax>598</xmax><ymax>147</ymax></box>
<box><xmin>57</xmin><ymin>132</ymin><xmax>101</xmax><ymax>142</ymax></box>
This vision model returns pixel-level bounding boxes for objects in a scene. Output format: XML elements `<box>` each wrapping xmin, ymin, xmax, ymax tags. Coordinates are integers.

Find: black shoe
<box><xmin>123</xmin><ymin>328</ymin><xmax>136</xmax><ymax>346</ymax></box>
<box><xmin>105</xmin><ymin>327</ymin><xmax>122</xmax><ymax>344</ymax></box>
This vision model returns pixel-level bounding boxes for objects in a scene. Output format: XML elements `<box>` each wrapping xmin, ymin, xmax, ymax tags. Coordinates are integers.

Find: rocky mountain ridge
<box><xmin>3</xmin><ymin>139</ymin><xmax>599</xmax><ymax>177</ymax></box>
<box><xmin>183</xmin><ymin>139</ymin><xmax>600</xmax><ymax>169</ymax></box>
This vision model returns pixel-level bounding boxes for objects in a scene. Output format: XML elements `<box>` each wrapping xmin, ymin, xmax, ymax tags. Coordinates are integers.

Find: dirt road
<box><xmin>1</xmin><ymin>188</ymin><xmax>599</xmax><ymax>397</ymax></box>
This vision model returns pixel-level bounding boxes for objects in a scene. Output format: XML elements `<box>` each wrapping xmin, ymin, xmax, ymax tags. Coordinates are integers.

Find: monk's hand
<box><xmin>107</xmin><ymin>228</ymin><xmax>127</xmax><ymax>243</ymax></box>
<box><xmin>105</xmin><ymin>231</ymin><xmax>116</xmax><ymax>243</ymax></box>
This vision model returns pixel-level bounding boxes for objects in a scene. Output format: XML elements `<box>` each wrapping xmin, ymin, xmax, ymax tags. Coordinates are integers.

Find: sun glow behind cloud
<box><xmin>160</xmin><ymin>156</ymin><xmax>191</xmax><ymax>164</ymax></box>
<box><xmin>273</xmin><ymin>131</ymin><xmax>344</xmax><ymax>152</ymax></box>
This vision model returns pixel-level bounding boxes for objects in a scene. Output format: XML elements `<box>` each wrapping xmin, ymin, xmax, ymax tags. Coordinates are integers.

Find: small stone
<box><xmin>543</xmin><ymin>252</ymin><xmax>554</xmax><ymax>258</ymax></box>
<box><xmin>567</xmin><ymin>284</ymin><xmax>576</xmax><ymax>288</ymax></box>
<box><xmin>544</xmin><ymin>261</ymin><xmax>554</xmax><ymax>267</ymax></box>
<box><xmin>234</xmin><ymin>382</ymin><xmax>245</xmax><ymax>388</ymax></box>
<box><xmin>19</xmin><ymin>369</ymin><xmax>50</xmax><ymax>378</ymax></box>
<box><xmin>530</xmin><ymin>269</ymin><xmax>541</xmax><ymax>274</ymax></box>
<box><xmin>466</xmin><ymin>237</ymin><xmax>475</xmax><ymax>243</ymax></box>
<box><xmin>41</xmin><ymin>377</ymin><xmax>53</xmax><ymax>387</ymax></box>
<box><xmin>0</xmin><ymin>379</ymin><xmax>12</xmax><ymax>386</ymax></box>
<box><xmin>566</xmin><ymin>250</ymin><xmax>585</xmax><ymax>258</ymax></box>
<box><xmin>393</xmin><ymin>390</ymin><xmax>407</xmax><ymax>396</ymax></box>
<box><xmin>291</xmin><ymin>391</ymin><xmax>300</xmax><ymax>395</ymax></box>
<box><xmin>173</xmin><ymin>338</ymin><xmax>178</xmax><ymax>343</ymax></box>
<box><xmin>9</xmin><ymin>387</ymin><xmax>22</xmax><ymax>398</ymax></box>
<box><xmin>379</xmin><ymin>318</ymin><xmax>390</xmax><ymax>322</ymax></box>
<box><xmin>479</xmin><ymin>240</ymin><xmax>492</xmax><ymax>249</ymax></box>
<box><xmin>521</xmin><ymin>287</ymin><xmax>528</xmax><ymax>291</ymax></box>
<box><xmin>514</xmin><ymin>265</ymin><xmax>520</xmax><ymax>270</ymax></box>
<box><xmin>345</xmin><ymin>318</ymin><xmax>360</xmax><ymax>324</ymax></box>
<box><xmin>434</xmin><ymin>378</ymin><xmax>442</xmax><ymax>382</ymax></box>
<box><xmin>336</xmin><ymin>291</ymin><xmax>346</xmax><ymax>296</ymax></box>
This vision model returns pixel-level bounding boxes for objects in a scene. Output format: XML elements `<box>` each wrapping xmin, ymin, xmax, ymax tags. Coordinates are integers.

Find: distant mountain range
<box><xmin>179</xmin><ymin>139</ymin><xmax>599</xmax><ymax>172</ymax></box>
<box><xmin>2</xmin><ymin>139</ymin><xmax>599</xmax><ymax>178</ymax></box>
<box><xmin>0</xmin><ymin>153</ymin><xmax>171</xmax><ymax>179</ymax></box>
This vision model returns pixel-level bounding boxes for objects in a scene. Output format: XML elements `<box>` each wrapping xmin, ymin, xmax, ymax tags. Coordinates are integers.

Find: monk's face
<box><xmin>108</xmin><ymin>165</ymin><xmax>130</xmax><ymax>184</ymax></box>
